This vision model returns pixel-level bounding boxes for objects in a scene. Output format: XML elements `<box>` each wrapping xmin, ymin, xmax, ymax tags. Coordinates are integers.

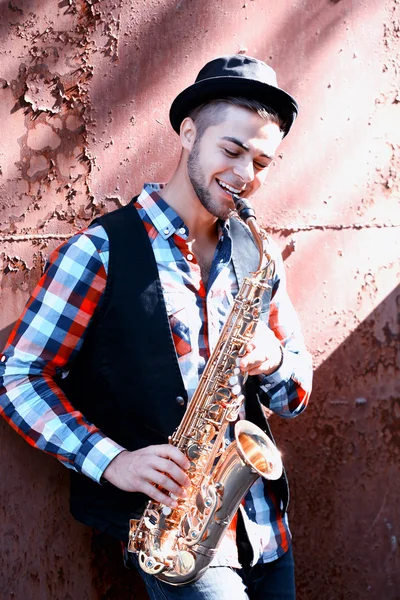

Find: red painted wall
<box><xmin>0</xmin><ymin>1</ymin><xmax>399</xmax><ymax>598</ymax></box>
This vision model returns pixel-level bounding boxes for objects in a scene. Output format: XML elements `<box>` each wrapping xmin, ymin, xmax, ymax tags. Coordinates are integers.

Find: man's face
<box><xmin>186</xmin><ymin>104</ymin><xmax>284</xmax><ymax>220</ymax></box>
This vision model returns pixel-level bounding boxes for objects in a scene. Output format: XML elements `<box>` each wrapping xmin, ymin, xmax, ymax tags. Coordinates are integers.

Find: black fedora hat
<box><xmin>169</xmin><ymin>54</ymin><xmax>299</xmax><ymax>138</ymax></box>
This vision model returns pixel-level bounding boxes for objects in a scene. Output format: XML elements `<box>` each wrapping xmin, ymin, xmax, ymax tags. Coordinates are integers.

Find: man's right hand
<box><xmin>102</xmin><ymin>445</ymin><xmax>191</xmax><ymax>508</ymax></box>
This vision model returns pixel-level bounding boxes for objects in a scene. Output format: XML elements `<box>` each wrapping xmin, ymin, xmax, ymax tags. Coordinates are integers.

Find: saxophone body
<box><xmin>128</xmin><ymin>195</ymin><xmax>283</xmax><ymax>585</ymax></box>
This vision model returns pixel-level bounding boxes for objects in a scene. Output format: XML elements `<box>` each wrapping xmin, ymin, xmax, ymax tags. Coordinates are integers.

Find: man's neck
<box><xmin>161</xmin><ymin>167</ymin><xmax>218</xmax><ymax>244</ymax></box>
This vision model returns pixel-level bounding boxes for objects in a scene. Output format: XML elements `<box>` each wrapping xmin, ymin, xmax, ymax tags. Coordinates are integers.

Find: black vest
<box><xmin>58</xmin><ymin>199</ymin><xmax>288</xmax><ymax>543</ymax></box>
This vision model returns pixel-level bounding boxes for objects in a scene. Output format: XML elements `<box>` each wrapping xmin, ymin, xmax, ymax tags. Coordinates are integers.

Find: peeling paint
<box><xmin>0</xmin><ymin>253</ymin><xmax>28</xmax><ymax>274</ymax></box>
<box><xmin>24</xmin><ymin>66</ymin><xmax>64</xmax><ymax>114</ymax></box>
<box><xmin>26</xmin><ymin>124</ymin><xmax>62</xmax><ymax>151</ymax></box>
<box><xmin>26</xmin><ymin>154</ymin><xmax>50</xmax><ymax>177</ymax></box>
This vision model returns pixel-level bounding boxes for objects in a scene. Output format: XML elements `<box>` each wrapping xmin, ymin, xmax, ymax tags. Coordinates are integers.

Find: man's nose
<box><xmin>233</xmin><ymin>159</ymin><xmax>254</xmax><ymax>183</ymax></box>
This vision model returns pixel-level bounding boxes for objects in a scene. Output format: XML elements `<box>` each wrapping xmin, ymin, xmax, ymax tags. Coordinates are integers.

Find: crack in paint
<box><xmin>267</xmin><ymin>222</ymin><xmax>400</xmax><ymax>236</ymax></box>
<box><xmin>0</xmin><ymin>233</ymin><xmax>72</xmax><ymax>242</ymax></box>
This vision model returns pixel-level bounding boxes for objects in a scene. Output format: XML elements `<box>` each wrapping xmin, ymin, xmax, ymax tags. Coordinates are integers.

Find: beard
<box><xmin>187</xmin><ymin>141</ymin><xmax>232</xmax><ymax>220</ymax></box>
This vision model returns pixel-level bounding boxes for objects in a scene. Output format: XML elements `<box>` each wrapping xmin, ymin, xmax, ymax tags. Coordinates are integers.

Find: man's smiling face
<box><xmin>186</xmin><ymin>104</ymin><xmax>284</xmax><ymax>220</ymax></box>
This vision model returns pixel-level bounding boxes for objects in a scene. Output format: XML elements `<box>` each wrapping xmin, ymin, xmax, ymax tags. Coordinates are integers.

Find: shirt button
<box><xmin>187</xmin><ymin>253</ymin><xmax>193</xmax><ymax>261</ymax></box>
<box><xmin>178</xmin><ymin>227</ymin><xmax>186</xmax><ymax>235</ymax></box>
<box><xmin>175</xmin><ymin>396</ymin><xmax>185</xmax><ymax>406</ymax></box>
<box><xmin>163</xmin><ymin>227</ymin><xmax>170</xmax><ymax>235</ymax></box>
<box><xmin>0</xmin><ymin>355</ymin><xmax>6</xmax><ymax>362</ymax></box>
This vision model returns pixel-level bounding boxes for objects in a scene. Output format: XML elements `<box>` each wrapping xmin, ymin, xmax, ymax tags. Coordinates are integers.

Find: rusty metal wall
<box><xmin>0</xmin><ymin>1</ymin><xmax>399</xmax><ymax>598</ymax></box>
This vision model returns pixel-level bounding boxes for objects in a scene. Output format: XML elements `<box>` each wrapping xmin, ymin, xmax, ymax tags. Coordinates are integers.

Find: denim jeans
<box><xmin>126</xmin><ymin>546</ymin><xmax>295</xmax><ymax>600</ymax></box>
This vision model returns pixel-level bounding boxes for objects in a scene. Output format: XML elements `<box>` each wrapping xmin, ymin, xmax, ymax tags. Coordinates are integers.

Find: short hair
<box><xmin>187</xmin><ymin>97</ymin><xmax>285</xmax><ymax>140</ymax></box>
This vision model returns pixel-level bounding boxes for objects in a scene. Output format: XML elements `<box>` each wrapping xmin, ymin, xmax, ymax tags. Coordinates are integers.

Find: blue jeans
<box><xmin>126</xmin><ymin>546</ymin><xmax>295</xmax><ymax>600</ymax></box>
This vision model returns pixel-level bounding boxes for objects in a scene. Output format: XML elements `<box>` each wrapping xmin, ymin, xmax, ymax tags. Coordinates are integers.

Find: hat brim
<box><xmin>169</xmin><ymin>77</ymin><xmax>299</xmax><ymax>137</ymax></box>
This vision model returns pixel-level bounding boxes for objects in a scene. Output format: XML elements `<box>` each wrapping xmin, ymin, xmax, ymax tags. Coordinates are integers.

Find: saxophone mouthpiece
<box><xmin>231</xmin><ymin>193</ymin><xmax>256</xmax><ymax>223</ymax></box>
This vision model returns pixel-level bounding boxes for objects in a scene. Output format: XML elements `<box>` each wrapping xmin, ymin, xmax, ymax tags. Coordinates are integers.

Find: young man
<box><xmin>0</xmin><ymin>55</ymin><xmax>312</xmax><ymax>599</ymax></box>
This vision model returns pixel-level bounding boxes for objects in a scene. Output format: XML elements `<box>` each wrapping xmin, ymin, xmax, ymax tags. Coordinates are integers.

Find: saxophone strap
<box><xmin>229</xmin><ymin>216</ymin><xmax>273</xmax><ymax>321</ymax></box>
<box><xmin>244</xmin><ymin>377</ymin><xmax>290</xmax><ymax>516</ymax></box>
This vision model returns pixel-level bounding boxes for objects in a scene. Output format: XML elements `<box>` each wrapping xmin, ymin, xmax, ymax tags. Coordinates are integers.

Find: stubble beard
<box><xmin>187</xmin><ymin>141</ymin><xmax>232</xmax><ymax>221</ymax></box>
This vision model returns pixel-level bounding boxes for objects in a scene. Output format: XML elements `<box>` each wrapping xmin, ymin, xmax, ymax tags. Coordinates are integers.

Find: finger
<box><xmin>238</xmin><ymin>352</ymin><xmax>265</xmax><ymax>371</ymax></box>
<box><xmin>149</xmin><ymin>470</ymin><xmax>188</xmax><ymax>499</ymax></box>
<box><xmin>140</xmin><ymin>481</ymin><xmax>179</xmax><ymax>508</ymax></box>
<box><xmin>247</xmin><ymin>364</ymin><xmax>267</xmax><ymax>376</ymax></box>
<box><xmin>153</xmin><ymin>445</ymin><xmax>191</xmax><ymax>470</ymax></box>
<box><xmin>149</xmin><ymin>456</ymin><xmax>191</xmax><ymax>488</ymax></box>
<box><xmin>244</xmin><ymin>340</ymin><xmax>256</xmax><ymax>353</ymax></box>
<box><xmin>247</xmin><ymin>360</ymin><xmax>277</xmax><ymax>376</ymax></box>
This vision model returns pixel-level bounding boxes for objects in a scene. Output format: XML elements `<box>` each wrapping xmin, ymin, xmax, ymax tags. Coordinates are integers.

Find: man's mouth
<box><xmin>216</xmin><ymin>179</ymin><xmax>245</xmax><ymax>196</ymax></box>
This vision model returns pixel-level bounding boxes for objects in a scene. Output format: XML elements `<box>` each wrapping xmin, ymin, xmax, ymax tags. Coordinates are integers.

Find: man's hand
<box><xmin>237</xmin><ymin>321</ymin><xmax>283</xmax><ymax>376</ymax></box>
<box><xmin>102</xmin><ymin>445</ymin><xmax>191</xmax><ymax>508</ymax></box>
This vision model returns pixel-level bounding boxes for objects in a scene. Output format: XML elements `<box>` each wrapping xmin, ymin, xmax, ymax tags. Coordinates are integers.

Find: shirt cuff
<box><xmin>74</xmin><ymin>431</ymin><xmax>126</xmax><ymax>483</ymax></box>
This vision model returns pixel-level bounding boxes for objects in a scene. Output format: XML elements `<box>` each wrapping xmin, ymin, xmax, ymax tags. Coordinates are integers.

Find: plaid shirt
<box><xmin>0</xmin><ymin>183</ymin><xmax>312</xmax><ymax>567</ymax></box>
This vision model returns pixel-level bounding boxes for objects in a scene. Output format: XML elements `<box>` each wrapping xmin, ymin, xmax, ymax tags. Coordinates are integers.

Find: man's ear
<box><xmin>179</xmin><ymin>117</ymin><xmax>197</xmax><ymax>151</ymax></box>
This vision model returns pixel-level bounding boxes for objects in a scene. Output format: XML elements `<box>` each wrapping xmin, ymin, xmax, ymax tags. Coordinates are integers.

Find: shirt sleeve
<box><xmin>0</xmin><ymin>226</ymin><xmax>125</xmax><ymax>482</ymax></box>
<box><xmin>258</xmin><ymin>245</ymin><xmax>313</xmax><ymax>418</ymax></box>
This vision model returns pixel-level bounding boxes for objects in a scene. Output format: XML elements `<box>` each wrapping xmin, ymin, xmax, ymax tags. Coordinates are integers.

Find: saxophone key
<box><xmin>172</xmin><ymin>550</ymin><xmax>196</xmax><ymax>576</ymax></box>
<box><xmin>139</xmin><ymin>550</ymin><xmax>166</xmax><ymax>575</ymax></box>
<box><xmin>225</xmin><ymin>366</ymin><xmax>241</xmax><ymax>379</ymax></box>
<box><xmin>187</xmin><ymin>460</ymin><xmax>197</xmax><ymax>474</ymax></box>
<box><xmin>214</xmin><ymin>481</ymin><xmax>224</xmax><ymax>497</ymax></box>
<box><xmin>144</xmin><ymin>511</ymin><xmax>159</xmax><ymax>529</ymax></box>
<box><xmin>228</xmin><ymin>374</ymin><xmax>239</xmax><ymax>386</ymax></box>
<box><xmin>214</xmin><ymin>387</ymin><xmax>231</xmax><ymax>406</ymax></box>
<box><xmin>187</xmin><ymin>443</ymin><xmax>201</xmax><ymax>460</ymax></box>
<box><xmin>238</xmin><ymin>343</ymin><xmax>247</xmax><ymax>357</ymax></box>
<box><xmin>206</xmin><ymin>403</ymin><xmax>223</xmax><ymax>421</ymax></box>
<box><xmin>242</xmin><ymin>311</ymin><xmax>253</xmax><ymax>322</ymax></box>
<box><xmin>190</xmin><ymin>429</ymin><xmax>203</xmax><ymax>441</ymax></box>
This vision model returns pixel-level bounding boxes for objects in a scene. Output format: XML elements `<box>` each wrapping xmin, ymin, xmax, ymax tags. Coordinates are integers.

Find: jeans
<box><xmin>126</xmin><ymin>546</ymin><xmax>295</xmax><ymax>600</ymax></box>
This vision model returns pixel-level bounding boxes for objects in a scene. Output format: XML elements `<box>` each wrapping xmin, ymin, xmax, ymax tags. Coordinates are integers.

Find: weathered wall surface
<box><xmin>0</xmin><ymin>1</ymin><xmax>399</xmax><ymax>599</ymax></box>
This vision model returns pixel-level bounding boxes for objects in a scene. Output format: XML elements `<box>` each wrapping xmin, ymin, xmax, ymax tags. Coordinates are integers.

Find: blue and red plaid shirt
<box><xmin>0</xmin><ymin>183</ymin><xmax>312</xmax><ymax>566</ymax></box>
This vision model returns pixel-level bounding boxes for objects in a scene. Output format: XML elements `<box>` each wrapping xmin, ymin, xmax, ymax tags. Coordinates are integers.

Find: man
<box><xmin>0</xmin><ymin>55</ymin><xmax>312</xmax><ymax>599</ymax></box>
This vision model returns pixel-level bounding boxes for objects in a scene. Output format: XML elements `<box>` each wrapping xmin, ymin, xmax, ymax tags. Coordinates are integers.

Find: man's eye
<box><xmin>254</xmin><ymin>162</ymin><xmax>269</xmax><ymax>170</ymax></box>
<box><xmin>224</xmin><ymin>148</ymin><xmax>239</xmax><ymax>157</ymax></box>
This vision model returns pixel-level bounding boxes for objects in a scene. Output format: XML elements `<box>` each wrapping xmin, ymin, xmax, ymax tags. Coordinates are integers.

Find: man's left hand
<box><xmin>237</xmin><ymin>321</ymin><xmax>283</xmax><ymax>376</ymax></box>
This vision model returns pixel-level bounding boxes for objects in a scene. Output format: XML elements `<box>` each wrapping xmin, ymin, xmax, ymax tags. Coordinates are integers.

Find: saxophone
<box><xmin>128</xmin><ymin>194</ymin><xmax>283</xmax><ymax>585</ymax></box>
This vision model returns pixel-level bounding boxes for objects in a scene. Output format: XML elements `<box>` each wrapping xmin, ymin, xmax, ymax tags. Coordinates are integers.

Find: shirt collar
<box><xmin>137</xmin><ymin>182</ymin><xmax>230</xmax><ymax>241</ymax></box>
<box><xmin>137</xmin><ymin>183</ymin><xmax>188</xmax><ymax>240</ymax></box>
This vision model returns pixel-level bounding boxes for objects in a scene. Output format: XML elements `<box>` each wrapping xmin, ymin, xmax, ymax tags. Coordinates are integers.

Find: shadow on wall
<box><xmin>275</xmin><ymin>283</ymin><xmax>400</xmax><ymax>600</ymax></box>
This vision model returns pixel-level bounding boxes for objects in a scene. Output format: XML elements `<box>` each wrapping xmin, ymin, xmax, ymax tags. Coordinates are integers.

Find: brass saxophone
<box><xmin>128</xmin><ymin>194</ymin><xmax>283</xmax><ymax>585</ymax></box>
